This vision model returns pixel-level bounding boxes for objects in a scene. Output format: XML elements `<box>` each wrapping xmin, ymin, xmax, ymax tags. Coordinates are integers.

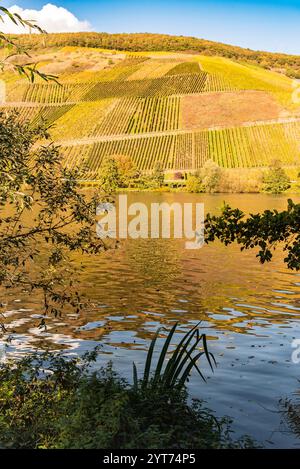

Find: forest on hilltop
<box><xmin>12</xmin><ymin>32</ymin><xmax>300</xmax><ymax>78</ymax></box>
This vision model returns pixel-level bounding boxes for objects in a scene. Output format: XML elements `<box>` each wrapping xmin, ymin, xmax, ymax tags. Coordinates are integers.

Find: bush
<box><xmin>186</xmin><ymin>175</ymin><xmax>204</xmax><ymax>193</ymax></box>
<box><xmin>98</xmin><ymin>155</ymin><xmax>143</xmax><ymax>190</ymax></box>
<box><xmin>98</xmin><ymin>155</ymin><xmax>121</xmax><ymax>192</ymax></box>
<box><xmin>114</xmin><ymin>155</ymin><xmax>140</xmax><ymax>188</ymax></box>
<box><xmin>218</xmin><ymin>169</ymin><xmax>263</xmax><ymax>193</ymax></box>
<box><xmin>186</xmin><ymin>162</ymin><xmax>222</xmax><ymax>193</ymax></box>
<box><xmin>174</xmin><ymin>172</ymin><xmax>184</xmax><ymax>180</ymax></box>
<box><xmin>262</xmin><ymin>160</ymin><xmax>291</xmax><ymax>194</ymax></box>
<box><xmin>201</xmin><ymin>160</ymin><xmax>222</xmax><ymax>193</ymax></box>
<box><xmin>280</xmin><ymin>396</ymin><xmax>300</xmax><ymax>439</ymax></box>
<box><xmin>151</xmin><ymin>162</ymin><xmax>165</xmax><ymax>188</ymax></box>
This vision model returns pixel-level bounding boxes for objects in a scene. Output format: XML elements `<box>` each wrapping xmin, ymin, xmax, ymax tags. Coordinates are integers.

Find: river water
<box><xmin>2</xmin><ymin>193</ymin><xmax>300</xmax><ymax>447</ymax></box>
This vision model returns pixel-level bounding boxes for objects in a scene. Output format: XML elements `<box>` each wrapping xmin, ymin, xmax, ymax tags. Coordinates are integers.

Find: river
<box><xmin>2</xmin><ymin>193</ymin><xmax>300</xmax><ymax>447</ymax></box>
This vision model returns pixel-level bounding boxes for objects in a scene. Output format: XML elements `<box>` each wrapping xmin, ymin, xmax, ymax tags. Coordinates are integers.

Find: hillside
<box><xmin>12</xmin><ymin>32</ymin><xmax>300</xmax><ymax>78</ymax></box>
<box><xmin>1</xmin><ymin>43</ymin><xmax>300</xmax><ymax>180</ymax></box>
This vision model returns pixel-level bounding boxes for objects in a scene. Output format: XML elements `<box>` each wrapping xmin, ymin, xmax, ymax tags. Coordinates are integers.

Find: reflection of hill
<box><xmin>2</xmin><ymin>193</ymin><xmax>300</xmax><ymax>352</ymax></box>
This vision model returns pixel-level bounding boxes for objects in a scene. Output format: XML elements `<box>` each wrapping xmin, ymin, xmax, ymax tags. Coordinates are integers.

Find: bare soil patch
<box><xmin>9</xmin><ymin>48</ymin><xmax>126</xmax><ymax>76</ymax></box>
<box><xmin>181</xmin><ymin>91</ymin><xmax>285</xmax><ymax>129</ymax></box>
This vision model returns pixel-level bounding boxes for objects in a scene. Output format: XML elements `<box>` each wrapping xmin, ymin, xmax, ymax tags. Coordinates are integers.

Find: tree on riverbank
<box><xmin>205</xmin><ymin>199</ymin><xmax>300</xmax><ymax>270</ymax></box>
<box><xmin>0</xmin><ymin>7</ymin><xmax>102</xmax><ymax>324</ymax></box>
<box><xmin>262</xmin><ymin>160</ymin><xmax>291</xmax><ymax>194</ymax></box>
<box><xmin>0</xmin><ymin>111</ymin><xmax>109</xmax><ymax>326</ymax></box>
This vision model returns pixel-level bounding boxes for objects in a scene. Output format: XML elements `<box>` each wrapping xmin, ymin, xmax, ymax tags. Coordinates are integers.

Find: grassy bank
<box><xmin>81</xmin><ymin>164</ymin><xmax>300</xmax><ymax>195</ymax></box>
<box><xmin>0</xmin><ymin>353</ymin><xmax>244</xmax><ymax>449</ymax></box>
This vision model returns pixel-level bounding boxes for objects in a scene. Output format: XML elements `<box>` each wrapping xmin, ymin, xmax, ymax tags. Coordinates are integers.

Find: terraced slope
<box><xmin>2</xmin><ymin>46</ymin><xmax>299</xmax><ymax>179</ymax></box>
<box><xmin>199</xmin><ymin>56</ymin><xmax>295</xmax><ymax>108</ymax></box>
<box><xmin>95</xmin><ymin>96</ymin><xmax>181</xmax><ymax>135</ymax></box>
<box><xmin>59</xmin><ymin>120</ymin><xmax>300</xmax><ymax>177</ymax></box>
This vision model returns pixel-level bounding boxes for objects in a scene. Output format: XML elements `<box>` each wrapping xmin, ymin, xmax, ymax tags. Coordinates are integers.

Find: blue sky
<box><xmin>3</xmin><ymin>1</ymin><xmax>300</xmax><ymax>54</ymax></box>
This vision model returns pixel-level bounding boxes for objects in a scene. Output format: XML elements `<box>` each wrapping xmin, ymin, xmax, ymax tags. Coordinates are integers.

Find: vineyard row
<box><xmin>94</xmin><ymin>96</ymin><xmax>181</xmax><ymax>136</ymax></box>
<box><xmin>0</xmin><ymin>104</ymin><xmax>75</xmax><ymax>126</ymax></box>
<box><xmin>61</xmin><ymin>121</ymin><xmax>300</xmax><ymax>178</ymax></box>
<box><xmin>7</xmin><ymin>72</ymin><xmax>237</xmax><ymax>104</ymax></box>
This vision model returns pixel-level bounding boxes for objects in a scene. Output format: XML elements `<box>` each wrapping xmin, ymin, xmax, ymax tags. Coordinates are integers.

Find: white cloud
<box><xmin>0</xmin><ymin>3</ymin><xmax>92</xmax><ymax>33</ymax></box>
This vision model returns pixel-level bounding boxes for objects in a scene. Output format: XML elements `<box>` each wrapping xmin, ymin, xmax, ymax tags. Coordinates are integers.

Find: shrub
<box><xmin>98</xmin><ymin>155</ymin><xmax>121</xmax><ymax>192</ymax></box>
<box><xmin>201</xmin><ymin>160</ymin><xmax>222</xmax><ymax>193</ymax></box>
<box><xmin>151</xmin><ymin>162</ymin><xmax>165</xmax><ymax>188</ymax></box>
<box><xmin>262</xmin><ymin>160</ymin><xmax>291</xmax><ymax>194</ymax></box>
<box><xmin>98</xmin><ymin>155</ymin><xmax>142</xmax><ymax>190</ymax></box>
<box><xmin>218</xmin><ymin>169</ymin><xmax>263</xmax><ymax>193</ymax></box>
<box><xmin>0</xmin><ymin>351</ymin><xmax>255</xmax><ymax>449</ymax></box>
<box><xmin>114</xmin><ymin>155</ymin><xmax>140</xmax><ymax>188</ymax></box>
<box><xmin>186</xmin><ymin>175</ymin><xmax>204</xmax><ymax>193</ymax></box>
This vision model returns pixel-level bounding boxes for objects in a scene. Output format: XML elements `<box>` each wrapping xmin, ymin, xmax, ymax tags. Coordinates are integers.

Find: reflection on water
<box><xmin>2</xmin><ymin>193</ymin><xmax>300</xmax><ymax>447</ymax></box>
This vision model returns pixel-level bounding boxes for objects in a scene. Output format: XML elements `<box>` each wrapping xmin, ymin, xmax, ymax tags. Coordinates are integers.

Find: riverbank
<box><xmin>80</xmin><ymin>164</ymin><xmax>300</xmax><ymax>194</ymax></box>
<box><xmin>0</xmin><ymin>350</ymin><xmax>255</xmax><ymax>449</ymax></box>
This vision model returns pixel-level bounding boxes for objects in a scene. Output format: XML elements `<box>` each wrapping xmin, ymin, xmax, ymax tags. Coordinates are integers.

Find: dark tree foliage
<box><xmin>0</xmin><ymin>111</ymin><xmax>109</xmax><ymax>326</ymax></box>
<box><xmin>205</xmin><ymin>200</ymin><xmax>300</xmax><ymax>270</ymax></box>
<box><xmin>0</xmin><ymin>6</ymin><xmax>58</xmax><ymax>82</ymax></box>
<box><xmin>0</xmin><ymin>351</ymin><xmax>255</xmax><ymax>449</ymax></box>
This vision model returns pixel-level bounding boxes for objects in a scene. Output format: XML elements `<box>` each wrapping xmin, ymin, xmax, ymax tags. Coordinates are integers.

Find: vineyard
<box><xmin>199</xmin><ymin>56</ymin><xmax>295</xmax><ymax>108</ymax></box>
<box><xmin>166</xmin><ymin>62</ymin><xmax>202</xmax><ymax>76</ymax></box>
<box><xmin>60</xmin><ymin>120</ymin><xmax>300</xmax><ymax>177</ymax></box>
<box><xmin>204</xmin><ymin>74</ymin><xmax>237</xmax><ymax>92</ymax></box>
<box><xmin>0</xmin><ymin>104</ymin><xmax>75</xmax><ymax>126</ymax></box>
<box><xmin>8</xmin><ymin>74</ymin><xmax>208</xmax><ymax>104</ymax></box>
<box><xmin>21</xmin><ymin>83</ymin><xmax>95</xmax><ymax>104</ymax></box>
<box><xmin>0</xmin><ymin>105</ymin><xmax>40</xmax><ymax>123</ymax></box>
<box><xmin>127</xmin><ymin>58</ymin><xmax>184</xmax><ymax>80</ymax></box>
<box><xmin>49</xmin><ymin>100</ymin><xmax>114</xmax><ymax>140</ymax></box>
<box><xmin>207</xmin><ymin>122</ymin><xmax>300</xmax><ymax>168</ymax></box>
<box><xmin>2</xmin><ymin>46</ymin><xmax>299</xmax><ymax>179</ymax></box>
<box><xmin>94</xmin><ymin>96</ymin><xmax>181</xmax><ymax>136</ymax></box>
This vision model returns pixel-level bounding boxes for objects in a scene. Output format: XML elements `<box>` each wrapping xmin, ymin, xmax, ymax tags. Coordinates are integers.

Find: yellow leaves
<box><xmin>50</xmin><ymin>100</ymin><xmax>114</xmax><ymax>141</ymax></box>
<box><xmin>198</xmin><ymin>55</ymin><xmax>296</xmax><ymax>109</ymax></box>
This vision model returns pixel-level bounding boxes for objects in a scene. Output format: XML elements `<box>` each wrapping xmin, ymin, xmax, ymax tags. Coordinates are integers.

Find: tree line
<box><xmin>12</xmin><ymin>32</ymin><xmax>300</xmax><ymax>78</ymax></box>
